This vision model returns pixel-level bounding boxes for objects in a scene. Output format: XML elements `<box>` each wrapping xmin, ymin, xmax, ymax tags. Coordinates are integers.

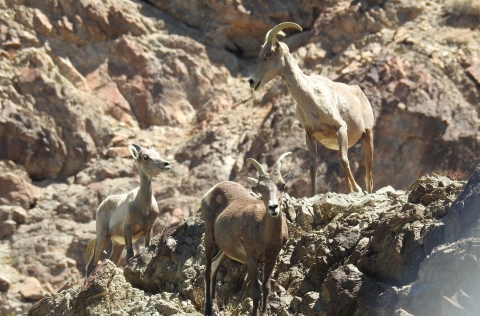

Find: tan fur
<box><xmin>248</xmin><ymin>23</ymin><xmax>374</xmax><ymax>195</ymax></box>
<box><xmin>85</xmin><ymin>144</ymin><xmax>171</xmax><ymax>277</ymax></box>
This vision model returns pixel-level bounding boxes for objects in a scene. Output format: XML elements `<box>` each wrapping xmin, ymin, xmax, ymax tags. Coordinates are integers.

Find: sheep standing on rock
<box><xmin>85</xmin><ymin>144</ymin><xmax>171</xmax><ymax>276</ymax></box>
<box><xmin>248</xmin><ymin>22</ymin><xmax>375</xmax><ymax>195</ymax></box>
<box><xmin>202</xmin><ymin>152</ymin><xmax>294</xmax><ymax>316</ymax></box>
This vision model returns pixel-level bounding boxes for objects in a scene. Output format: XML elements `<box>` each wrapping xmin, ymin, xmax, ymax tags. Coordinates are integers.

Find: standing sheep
<box><xmin>202</xmin><ymin>152</ymin><xmax>294</xmax><ymax>316</ymax></box>
<box><xmin>85</xmin><ymin>144</ymin><xmax>170</xmax><ymax>276</ymax></box>
<box><xmin>248</xmin><ymin>22</ymin><xmax>375</xmax><ymax>195</ymax></box>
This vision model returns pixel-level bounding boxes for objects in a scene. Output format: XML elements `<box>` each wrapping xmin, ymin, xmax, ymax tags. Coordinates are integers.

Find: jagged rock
<box><xmin>27</xmin><ymin>169</ymin><xmax>477</xmax><ymax>315</ymax></box>
<box><xmin>19</xmin><ymin>277</ymin><xmax>45</xmax><ymax>300</ymax></box>
<box><xmin>0</xmin><ymin>161</ymin><xmax>43</xmax><ymax>209</ymax></box>
<box><xmin>27</xmin><ymin>169</ymin><xmax>480</xmax><ymax>315</ymax></box>
<box><xmin>1</xmin><ymin>0</ymin><xmax>480</xmax><ymax>314</ymax></box>
<box><xmin>0</xmin><ymin>274</ymin><xmax>11</xmax><ymax>292</ymax></box>
<box><xmin>467</xmin><ymin>58</ymin><xmax>480</xmax><ymax>85</ymax></box>
<box><xmin>0</xmin><ymin>220</ymin><xmax>16</xmax><ymax>239</ymax></box>
<box><xmin>28</xmin><ymin>260</ymin><xmax>200</xmax><ymax>316</ymax></box>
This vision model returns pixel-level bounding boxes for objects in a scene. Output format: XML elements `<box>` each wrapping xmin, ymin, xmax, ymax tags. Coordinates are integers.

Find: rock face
<box><xmin>1</xmin><ymin>0</ymin><xmax>480</xmax><ymax>314</ymax></box>
<box><xmin>28</xmin><ymin>167</ymin><xmax>480</xmax><ymax>316</ymax></box>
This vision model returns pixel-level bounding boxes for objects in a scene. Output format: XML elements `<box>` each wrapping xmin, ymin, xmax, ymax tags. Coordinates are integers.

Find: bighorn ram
<box><xmin>248</xmin><ymin>22</ymin><xmax>374</xmax><ymax>195</ymax></box>
<box><xmin>85</xmin><ymin>144</ymin><xmax>171</xmax><ymax>276</ymax></box>
<box><xmin>202</xmin><ymin>152</ymin><xmax>294</xmax><ymax>316</ymax></box>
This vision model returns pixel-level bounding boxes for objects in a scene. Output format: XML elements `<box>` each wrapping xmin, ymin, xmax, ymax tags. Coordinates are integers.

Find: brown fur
<box><xmin>202</xmin><ymin>153</ymin><xmax>293</xmax><ymax>316</ymax></box>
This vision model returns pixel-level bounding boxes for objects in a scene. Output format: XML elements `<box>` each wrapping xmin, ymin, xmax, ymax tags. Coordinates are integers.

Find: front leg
<box><xmin>261</xmin><ymin>260</ymin><xmax>276</xmax><ymax>316</ymax></box>
<box><xmin>305</xmin><ymin>131</ymin><xmax>318</xmax><ymax>197</ymax></box>
<box><xmin>124</xmin><ymin>224</ymin><xmax>134</xmax><ymax>261</ymax></box>
<box><xmin>247</xmin><ymin>257</ymin><xmax>261</xmax><ymax>316</ymax></box>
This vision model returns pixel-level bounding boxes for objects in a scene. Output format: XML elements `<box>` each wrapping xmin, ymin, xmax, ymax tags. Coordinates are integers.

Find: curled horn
<box><xmin>247</xmin><ymin>158</ymin><xmax>267</xmax><ymax>177</ymax></box>
<box><xmin>272</xmin><ymin>152</ymin><xmax>292</xmax><ymax>176</ymax></box>
<box><xmin>264</xmin><ymin>22</ymin><xmax>303</xmax><ymax>43</ymax></box>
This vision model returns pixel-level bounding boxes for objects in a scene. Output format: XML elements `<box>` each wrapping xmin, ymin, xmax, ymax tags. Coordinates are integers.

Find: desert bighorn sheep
<box><xmin>202</xmin><ymin>152</ymin><xmax>294</xmax><ymax>316</ymax></box>
<box><xmin>85</xmin><ymin>144</ymin><xmax>171</xmax><ymax>276</ymax></box>
<box><xmin>248</xmin><ymin>22</ymin><xmax>374</xmax><ymax>195</ymax></box>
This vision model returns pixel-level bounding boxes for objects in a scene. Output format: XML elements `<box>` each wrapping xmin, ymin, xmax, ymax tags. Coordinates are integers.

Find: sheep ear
<box><xmin>272</xmin><ymin>38</ymin><xmax>281</xmax><ymax>49</ymax></box>
<box><xmin>128</xmin><ymin>145</ymin><xmax>140</xmax><ymax>159</ymax></box>
<box><xmin>283</xmin><ymin>170</ymin><xmax>295</xmax><ymax>183</ymax></box>
<box><xmin>244</xmin><ymin>176</ymin><xmax>259</xmax><ymax>187</ymax></box>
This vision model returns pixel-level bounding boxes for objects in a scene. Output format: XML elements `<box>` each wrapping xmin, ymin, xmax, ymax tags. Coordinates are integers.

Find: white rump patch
<box><xmin>202</xmin><ymin>183</ymin><xmax>220</xmax><ymax>200</ymax></box>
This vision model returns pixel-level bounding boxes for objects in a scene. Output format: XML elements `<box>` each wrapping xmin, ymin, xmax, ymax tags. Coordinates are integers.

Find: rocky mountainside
<box><xmin>28</xmin><ymin>168</ymin><xmax>480</xmax><ymax>315</ymax></box>
<box><xmin>0</xmin><ymin>0</ymin><xmax>479</xmax><ymax>315</ymax></box>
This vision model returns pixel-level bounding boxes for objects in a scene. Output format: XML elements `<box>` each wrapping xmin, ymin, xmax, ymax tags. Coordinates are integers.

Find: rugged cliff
<box><xmin>28</xmin><ymin>168</ymin><xmax>480</xmax><ymax>315</ymax></box>
<box><xmin>0</xmin><ymin>0</ymin><xmax>479</xmax><ymax>315</ymax></box>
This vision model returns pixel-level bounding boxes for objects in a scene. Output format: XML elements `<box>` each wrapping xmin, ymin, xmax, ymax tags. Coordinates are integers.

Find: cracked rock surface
<box><xmin>29</xmin><ymin>168</ymin><xmax>480</xmax><ymax>315</ymax></box>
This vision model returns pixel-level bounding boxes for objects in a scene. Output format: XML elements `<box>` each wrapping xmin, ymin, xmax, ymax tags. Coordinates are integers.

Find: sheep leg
<box><xmin>144</xmin><ymin>227</ymin><xmax>153</xmax><ymax>248</ymax></box>
<box><xmin>210</xmin><ymin>250</ymin><xmax>227</xmax><ymax>313</ymax></box>
<box><xmin>85</xmin><ymin>238</ymin><xmax>96</xmax><ymax>268</ymax></box>
<box><xmin>204</xmin><ymin>223</ymin><xmax>216</xmax><ymax>316</ymax></box>
<box><xmin>336</xmin><ymin>124</ymin><xmax>362</xmax><ymax>193</ymax></box>
<box><xmin>86</xmin><ymin>234</ymin><xmax>109</xmax><ymax>276</ymax></box>
<box><xmin>124</xmin><ymin>224</ymin><xmax>134</xmax><ymax>261</ymax></box>
<box><xmin>110</xmin><ymin>241</ymin><xmax>125</xmax><ymax>265</ymax></box>
<box><xmin>361</xmin><ymin>128</ymin><xmax>374</xmax><ymax>193</ymax></box>
<box><xmin>261</xmin><ymin>259</ymin><xmax>276</xmax><ymax>316</ymax></box>
<box><xmin>305</xmin><ymin>131</ymin><xmax>318</xmax><ymax>197</ymax></box>
<box><xmin>247</xmin><ymin>257</ymin><xmax>261</xmax><ymax>316</ymax></box>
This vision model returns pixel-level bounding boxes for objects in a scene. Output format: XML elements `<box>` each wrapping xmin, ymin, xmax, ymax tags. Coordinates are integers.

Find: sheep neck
<box><xmin>281</xmin><ymin>52</ymin><xmax>316</xmax><ymax>108</ymax></box>
<box><xmin>264</xmin><ymin>208</ymin><xmax>284</xmax><ymax>245</ymax></box>
<box><xmin>136</xmin><ymin>171</ymin><xmax>153</xmax><ymax>213</ymax></box>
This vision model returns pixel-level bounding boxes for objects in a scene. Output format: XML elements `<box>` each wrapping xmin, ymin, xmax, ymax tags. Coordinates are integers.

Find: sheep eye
<box><xmin>265</xmin><ymin>52</ymin><xmax>273</xmax><ymax>58</ymax></box>
<box><xmin>143</xmin><ymin>156</ymin><xmax>150</xmax><ymax>161</ymax></box>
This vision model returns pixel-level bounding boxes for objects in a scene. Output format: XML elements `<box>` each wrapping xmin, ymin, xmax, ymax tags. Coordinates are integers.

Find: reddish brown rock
<box><xmin>0</xmin><ymin>161</ymin><xmax>42</xmax><ymax>209</ymax></box>
<box><xmin>467</xmin><ymin>58</ymin><xmax>480</xmax><ymax>85</ymax></box>
<box><xmin>0</xmin><ymin>220</ymin><xmax>16</xmax><ymax>239</ymax></box>
<box><xmin>0</xmin><ymin>274</ymin><xmax>11</xmax><ymax>292</ymax></box>
<box><xmin>19</xmin><ymin>277</ymin><xmax>44</xmax><ymax>300</ymax></box>
<box><xmin>12</xmin><ymin>206</ymin><xmax>28</xmax><ymax>224</ymax></box>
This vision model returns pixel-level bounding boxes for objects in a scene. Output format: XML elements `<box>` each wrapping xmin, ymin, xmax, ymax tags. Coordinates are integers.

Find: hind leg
<box><xmin>361</xmin><ymin>128</ymin><xmax>374</xmax><ymax>193</ymax></box>
<box><xmin>86</xmin><ymin>233</ymin><xmax>109</xmax><ymax>276</ymax></box>
<box><xmin>204</xmin><ymin>221</ymin><xmax>217</xmax><ymax>315</ymax></box>
<box><xmin>336</xmin><ymin>124</ymin><xmax>362</xmax><ymax>193</ymax></box>
<box><xmin>210</xmin><ymin>251</ymin><xmax>228</xmax><ymax>313</ymax></box>
<box><xmin>306</xmin><ymin>131</ymin><xmax>318</xmax><ymax>197</ymax></box>
<box><xmin>110</xmin><ymin>241</ymin><xmax>125</xmax><ymax>265</ymax></box>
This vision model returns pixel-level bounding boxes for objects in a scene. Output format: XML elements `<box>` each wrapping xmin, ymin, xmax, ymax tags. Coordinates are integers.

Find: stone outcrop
<box><xmin>28</xmin><ymin>166</ymin><xmax>480</xmax><ymax>315</ymax></box>
<box><xmin>1</xmin><ymin>0</ymin><xmax>479</xmax><ymax>314</ymax></box>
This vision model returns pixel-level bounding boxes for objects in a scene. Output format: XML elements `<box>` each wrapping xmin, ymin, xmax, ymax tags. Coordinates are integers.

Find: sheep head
<box><xmin>128</xmin><ymin>144</ymin><xmax>171</xmax><ymax>178</ymax></box>
<box><xmin>248</xmin><ymin>22</ymin><xmax>302</xmax><ymax>91</ymax></box>
<box><xmin>244</xmin><ymin>152</ymin><xmax>295</xmax><ymax>217</ymax></box>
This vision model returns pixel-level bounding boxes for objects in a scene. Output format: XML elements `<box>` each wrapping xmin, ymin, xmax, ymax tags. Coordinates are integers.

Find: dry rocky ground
<box><xmin>0</xmin><ymin>0</ymin><xmax>479</xmax><ymax>315</ymax></box>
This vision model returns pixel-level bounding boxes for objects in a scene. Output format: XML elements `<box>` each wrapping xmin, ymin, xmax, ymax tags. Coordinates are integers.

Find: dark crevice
<box><xmin>225</xmin><ymin>44</ymin><xmax>245</xmax><ymax>58</ymax></box>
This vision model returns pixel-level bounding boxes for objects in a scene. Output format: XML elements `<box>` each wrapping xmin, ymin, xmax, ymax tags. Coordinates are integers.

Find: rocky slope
<box><xmin>28</xmin><ymin>167</ymin><xmax>480</xmax><ymax>315</ymax></box>
<box><xmin>0</xmin><ymin>0</ymin><xmax>479</xmax><ymax>314</ymax></box>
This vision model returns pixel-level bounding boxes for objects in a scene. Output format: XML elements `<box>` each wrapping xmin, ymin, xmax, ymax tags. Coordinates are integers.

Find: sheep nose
<box><xmin>164</xmin><ymin>162</ymin><xmax>170</xmax><ymax>167</ymax></box>
<box><xmin>269</xmin><ymin>204</ymin><xmax>278</xmax><ymax>213</ymax></box>
<box><xmin>247</xmin><ymin>79</ymin><xmax>254</xmax><ymax>87</ymax></box>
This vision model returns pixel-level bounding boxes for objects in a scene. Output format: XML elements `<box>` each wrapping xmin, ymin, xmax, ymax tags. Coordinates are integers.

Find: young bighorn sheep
<box><xmin>248</xmin><ymin>22</ymin><xmax>374</xmax><ymax>195</ymax></box>
<box><xmin>202</xmin><ymin>152</ymin><xmax>294</xmax><ymax>316</ymax></box>
<box><xmin>85</xmin><ymin>144</ymin><xmax>171</xmax><ymax>276</ymax></box>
